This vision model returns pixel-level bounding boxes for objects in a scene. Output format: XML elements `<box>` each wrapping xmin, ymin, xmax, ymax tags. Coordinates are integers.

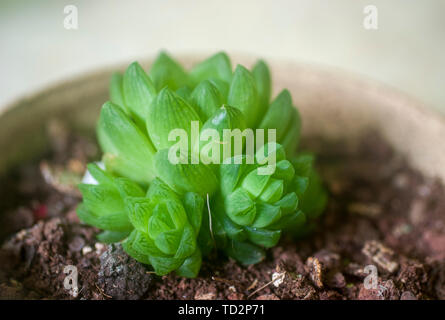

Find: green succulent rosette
<box><xmin>122</xmin><ymin>179</ymin><xmax>204</xmax><ymax>277</ymax></box>
<box><xmin>77</xmin><ymin>51</ymin><xmax>327</xmax><ymax>278</ymax></box>
<box><xmin>78</xmin><ymin>163</ymin><xmax>204</xmax><ymax>277</ymax></box>
<box><xmin>198</xmin><ymin>143</ymin><xmax>325</xmax><ymax>265</ymax></box>
<box><xmin>77</xmin><ymin>163</ymin><xmax>136</xmax><ymax>242</ymax></box>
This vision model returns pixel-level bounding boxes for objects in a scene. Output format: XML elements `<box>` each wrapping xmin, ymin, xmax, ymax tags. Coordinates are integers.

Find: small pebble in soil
<box><xmin>272</xmin><ymin>271</ymin><xmax>285</xmax><ymax>287</ymax></box>
<box><xmin>97</xmin><ymin>243</ymin><xmax>152</xmax><ymax>300</ymax></box>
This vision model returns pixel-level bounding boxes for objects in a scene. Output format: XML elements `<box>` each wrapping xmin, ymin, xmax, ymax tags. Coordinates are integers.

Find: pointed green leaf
<box><xmin>146</xmin><ymin>178</ymin><xmax>180</xmax><ymax>202</ymax></box>
<box><xmin>96</xmin><ymin>211</ymin><xmax>133</xmax><ymax>232</ymax></box>
<box><xmin>147</xmin><ymin>88</ymin><xmax>201</xmax><ymax>150</ymax></box>
<box><xmin>241</xmin><ymin>168</ymin><xmax>271</xmax><ymax>198</ymax></box>
<box><xmin>208</xmin><ymin>78</ymin><xmax>229</xmax><ymax>100</ymax></box>
<box><xmin>255</xmin><ymin>142</ymin><xmax>286</xmax><ymax>165</ymax></box>
<box><xmin>245</xmin><ymin>227</ymin><xmax>281</xmax><ymax>248</ymax></box>
<box><xmin>213</xmin><ymin>197</ymin><xmax>247</xmax><ymax>242</ymax></box>
<box><xmin>251</xmin><ymin>203</ymin><xmax>282</xmax><ymax>228</ymax></box>
<box><xmin>225</xmin><ymin>240</ymin><xmax>265</xmax><ymax>265</ymax></box>
<box><xmin>155</xmin><ymin>229</ymin><xmax>182</xmax><ymax>255</ymax></box>
<box><xmin>123</xmin><ymin>62</ymin><xmax>157</xmax><ymax>128</ymax></box>
<box><xmin>133</xmin><ymin>230</ymin><xmax>165</xmax><ymax>256</ymax></box>
<box><xmin>290</xmin><ymin>176</ymin><xmax>309</xmax><ymax>197</ymax></box>
<box><xmin>189</xmin><ymin>52</ymin><xmax>232</xmax><ymax>84</ymax></box>
<box><xmin>148</xmin><ymin>202</ymin><xmax>178</xmax><ymax>239</ymax></box>
<box><xmin>273</xmin><ymin>160</ymin><xmax>295</xmax><ymax>182</ymax></box>
<box><xmin>252</xmin><ymin>60</ymin><xmax>271</xmax><ymax>119</ymax></box>
<box><xmin>219</xmin><ymin>155</ymin><xmax>249</xmax><ymax>197</ymax></box>
<box><xmin>78</xmin><ymin>203</ymin><xmax>132</xmax><ymax>232</ymax></box>
<box><xmin>148</xmin><ymin>255</ymin><xmax>182</xmax><ymax>276</ymax></box>
<box><xmin>291</xmin><ymin>153</ymin><xmax>314</xmax><ymax>177</ymax></box>
<box><xmin>198</xmin><ymin>105</ymin><xmax>246</xmax><ymax>163</ymax></box>
<box><xmin>225</xmin><ymin>188</ymin><xmax>256</xmax><ymax>226</ymax></box>
<box><xmin>122</xmin><ymin>230</ymin><xmax>152</xmax><ymax>265</ymax></box>
<box><xmin>190</xmin><ymin>80</ymin><xmax>224</xmax><ymax>121</ymax></box>
<box><xmin>109</xmin><ymin>72</ymin><xmax>125</xmax><ymax>109</ymax></box>
<box><xmin>202</xmin><ymin>105</ymin><xmax>246</xmax><ymax>135</ymax></box>
<box><xmin>269</xmin><ymin>210</ymin><xmax>306</xmax><ymax>231</ymax></box>
<box><xmin>299</xmin><ymin>170</ymin><xmax>328</xmax><ymax>219</ymax></box>
<box><xmin>176</xmin><ymin>248</ymin><xmax>202</xmax><ymax>278</ymax></box>
<box><xmin>76</xmin><ymin>204</ymin><xmax>99</xmax><ymax>229</ymax></box>
<box><xmin>228</xmin><ymin>65</ymin><xmax>259</xmax><ymax>128</ymax></box>
<box><xmin>86</xmin><ymin>163</ymin><xmax>114</xmax><ymax>186</ymax></box>
<box><xmin>97</xmin><ymin>230</ymin><xmax>131</xmax><ymax>244</ymax></box>
<box><xmin>98</xmin><ymin>102</ymin><xmax>156</xmax><ymax>184</ymax></box>
<box><xmin>282</xmin><ymin>108</ymin><xmax>301</xmax><ymax>156</ymax></box>
<box><xmin>164</xmin><ymin>199</ymin><xmax>187</xmax><ymax>230</ymax></box>
<box><xmin>78</xmin><ymin>183</ymin><xmax>124</xmax><ymax>217</ymax></box>
<box><xmin>183</xmin><ymin>192</ymin><xmax>204</xmax><ymax>233</ymax></box>
<box><xmin>154</xmin><ymin>148</ymin><xmax>218</xmax><ymax>196</ymax></box>
<box><xmin>174</xmin><ymin>223</ymin><xmax>197</xmax><ymax>259</ymax></box>
<box><xmin>149</xmin><ymin>52</ymin><xmax>189</xmax><ymax>90</ymax></box>
<box><xmin>114</xmin><ymin>177</ymin><xmax>145</xmax><ymax>198</ymax></box>
<box><xmin>274</xmin><ymin>192</ymin><xmax>298</xmax><ymax>214</ymax></box>
<box><xmin>258</xmin><ymin>89</ymin><xmax>294</xmax><ymax>142</ymax></box>
<box><xmin>124</xmin><ymin>196</ymin><xmax>153</xmax><ymax>232</ymax></box>
<box><xmin>259</xmin><ymin>178</ymin><xmax>284</xmax><ymax>203</ymax></box>
<box><xmin>176</xmin><ymin>86</ymin><xmax>192</xmax><ymax>100</ymax></box>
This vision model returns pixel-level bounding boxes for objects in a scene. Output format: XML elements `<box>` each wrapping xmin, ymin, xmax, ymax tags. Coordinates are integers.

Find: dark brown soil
<box><xmin>0</xmin><ymin>121</ymin><xmax>444</xmax><ymax>300</ymax></box>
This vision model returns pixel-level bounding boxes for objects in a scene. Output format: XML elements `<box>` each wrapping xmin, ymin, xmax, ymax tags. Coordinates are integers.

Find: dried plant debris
<box><xmin>306</xmin><ymin>257</ymin><xmax>324</xmax><ymax>288</ymax></box>
<box><xmin>40</xmin><ymin>161</ymin><xmax>83</xmax><ymax>197</ymax></box>
<box><xmin>362</xmin><ymin>240</ymin><xmax>399</xmax><ymax>274</ymax></box>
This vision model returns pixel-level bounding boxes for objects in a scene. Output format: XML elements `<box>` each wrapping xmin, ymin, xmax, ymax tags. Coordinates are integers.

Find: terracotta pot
<box><xmin>1</xmin><ymin>55</ymin><xmax>444</xmax><ymax>183</ymax></box>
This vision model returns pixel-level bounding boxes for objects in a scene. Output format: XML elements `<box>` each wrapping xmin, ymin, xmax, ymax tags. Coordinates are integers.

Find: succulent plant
<box><xmin>77</xmin><ymin>52</ymin><xmax>327</xmax><ymax>277</ymax></box>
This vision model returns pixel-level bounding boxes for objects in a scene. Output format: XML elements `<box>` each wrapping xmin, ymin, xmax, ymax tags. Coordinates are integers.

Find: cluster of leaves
<box><xmin>77</xmin><ymin>52</ymin><xmax>327</xmax><ymax>277</ymax></box>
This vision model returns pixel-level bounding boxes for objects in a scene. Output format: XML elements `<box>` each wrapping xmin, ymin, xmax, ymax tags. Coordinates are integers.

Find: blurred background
<box><xmin>0</xmin><ymin>0</ymin><xmax>443</xmax><ymax>113</ymax></box>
